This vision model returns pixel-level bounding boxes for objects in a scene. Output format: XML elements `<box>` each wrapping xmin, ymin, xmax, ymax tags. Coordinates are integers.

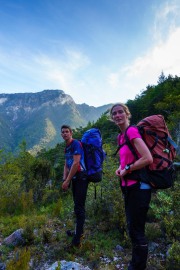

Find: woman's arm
<box><xmin>120</xmin><ymin>137</ymin><xmax>153</xmax><ymax>177</ymax></box>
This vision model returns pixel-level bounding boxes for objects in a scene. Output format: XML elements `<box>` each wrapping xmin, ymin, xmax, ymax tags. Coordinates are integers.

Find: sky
<box><xmin>0</xmin><ymin>0</ymin><xmax>180</xmax><ymax>107</ymax></box>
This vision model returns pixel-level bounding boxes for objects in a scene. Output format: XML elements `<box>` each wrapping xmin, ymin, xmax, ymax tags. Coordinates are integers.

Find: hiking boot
<box><xmin>128</xmin><ymin>263</ymin><xmax>134</xmax><ymax>270</ymax></box>
<box><xmin>64</xmin><ymin>240</ymin><xmax>82</xmax><ymax>252</ymax></box>
<box><xmin>66</xmin><ymin>230</ymin><xmax>84</xmax><ymax>239</ymax></box>
<box><xmin>64</xmin><ymin>233</ymin><xmax>85</xmax><ymax>252</ymax></box>
<box><xmin>71</xmin><ymin>234</ymin><xmax>84</xmax><ymax>247</ymax></box>
<box><xmin>71</xmin><ymin>240</ymin><xmax>82</xmax><ymax>248</ymax></box>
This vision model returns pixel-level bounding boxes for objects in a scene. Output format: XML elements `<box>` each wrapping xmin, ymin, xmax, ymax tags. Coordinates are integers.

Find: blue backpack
<box><xmin>81</xmin><ymin>128</ymin><xmax>106</xmax><ymax>183</ymax></box>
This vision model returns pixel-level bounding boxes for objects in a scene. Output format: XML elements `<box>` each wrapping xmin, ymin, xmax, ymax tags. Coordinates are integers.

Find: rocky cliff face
<box><xmin>0</xmin><ymin>90</ymin><xmax>111</xmax><ymax>153</ymax></box>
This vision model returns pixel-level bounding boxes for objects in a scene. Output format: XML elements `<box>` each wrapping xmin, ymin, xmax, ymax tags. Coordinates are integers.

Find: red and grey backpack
<box><xmin>116</xmin><ymin>115</ymin><xmax>178</xmax><ymax>189</ymax></box>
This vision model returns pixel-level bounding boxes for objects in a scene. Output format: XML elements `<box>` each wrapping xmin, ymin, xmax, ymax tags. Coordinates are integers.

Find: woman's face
<box><xmin>111</xmin><ymin>105</ymin><xmax>128</xmax><ymax>126</ymax></box>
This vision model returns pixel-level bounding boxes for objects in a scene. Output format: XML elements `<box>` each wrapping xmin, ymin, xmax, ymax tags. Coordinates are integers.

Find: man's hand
<box><xmin>62</xmin><ymin>180</ymin><xmax>70</xmax><ymax>191</ymax></box>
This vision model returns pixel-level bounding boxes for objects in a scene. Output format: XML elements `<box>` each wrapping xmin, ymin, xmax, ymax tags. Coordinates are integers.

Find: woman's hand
<box><xmin>119</xmin><ymin>168</ymin><xmax>128</xmax><ymax>177</ymax></box>
<box><xmin>116</xmin><ymin>167</ymin><xmax>122</xmax><ymax>177</ymax></box>
<box><xmin>116</xmin><ymin>167</ymin><xmax>129</xmax><ymax>178</ymax></box>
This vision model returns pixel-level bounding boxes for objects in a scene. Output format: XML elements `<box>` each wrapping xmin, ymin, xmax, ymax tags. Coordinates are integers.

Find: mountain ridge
<box><xmin>0</xmin><ymin>90</ymin><xmax>112</xmax><ymax>154</ymax></box>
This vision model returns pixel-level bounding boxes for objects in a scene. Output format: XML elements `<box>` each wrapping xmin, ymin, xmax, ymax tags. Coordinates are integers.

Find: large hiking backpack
<box><xmin>81</xmin><ymin>128</ymin><xmax>106</xmax><ymax>183</ymax></box>
<box><xmin>118</xmin><ymin>115</ymin><xmax>178</xmax><ymax>189</ymax></box>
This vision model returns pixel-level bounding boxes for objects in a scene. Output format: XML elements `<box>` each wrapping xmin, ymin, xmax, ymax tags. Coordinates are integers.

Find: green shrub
<box><xmin>146</xmin><ymin>222</ymin><xmax>162</xmax><ymax>241</ymax></box>
<box><xmin>166</xmin><ymin>241</ymin><xmax>180</xmax><ymax>269</ymax></box>
<box><xmin>6</xmin><ymin>248</ymin><xmax>31</xmax><ymax>270</ymax></box>
<box><xmin>42</xmin><ymin>189</ymin><xmax>60</xmax><ymax>205</ymax></box>
<box><xmin>149</xmin><ymin>178</ymin><xmax>180</xmax><ymax>242</ymax></box>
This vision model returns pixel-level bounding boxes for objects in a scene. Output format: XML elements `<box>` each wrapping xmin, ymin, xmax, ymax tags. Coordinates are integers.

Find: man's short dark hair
<box><xmin>61</xmin><ymin>125</ymin><xmax>72</xmax><ymax>132</ymax></box>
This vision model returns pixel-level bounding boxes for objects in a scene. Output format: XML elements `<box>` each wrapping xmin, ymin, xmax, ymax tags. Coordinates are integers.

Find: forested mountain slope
<box><xmin>0</xmin><ymin>89</ymin><xmax>111</xmax><ymax>154</ymax></box>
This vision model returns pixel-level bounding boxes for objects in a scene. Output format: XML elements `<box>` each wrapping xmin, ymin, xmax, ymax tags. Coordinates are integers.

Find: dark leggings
<box><xmin>122</xmin><ymin>186</ymin><xmax>151</xmax><ymax>270</ymax></box>
<box><xmin>72</xmin><ymin>173</ymin><xmax>89</xmax><ymax>240</ymax></box>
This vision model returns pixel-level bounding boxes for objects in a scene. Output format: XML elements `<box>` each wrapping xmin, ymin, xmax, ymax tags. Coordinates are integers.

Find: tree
<box><xmin>157</xmin><ymin>71</ymin><xmax>166</xmax><ymax>84</ymax></box>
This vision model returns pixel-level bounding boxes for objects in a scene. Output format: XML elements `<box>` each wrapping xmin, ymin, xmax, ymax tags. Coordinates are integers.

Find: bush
<box><xmin>166</xmin><ymin>241</ymin><xmax>180</xmax><ymax>269</ymax></box>
<box><xmin>6</xmin><ymin>248</ymin><xmax>31</xmax><ymax>270</ymax></box>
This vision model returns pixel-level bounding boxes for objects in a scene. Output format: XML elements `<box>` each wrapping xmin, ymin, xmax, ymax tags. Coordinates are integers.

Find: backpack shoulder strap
<box><xmin>113</xmin><ymin>125</ymin><xmax>139</xmax><ymax>159</ymax></box>
<box><xmin>124</xmin><ymin>125</ymin><xmax>139</xmax><ymax>160</ymax></box>
<box><xmin>113</xmin><ymin>133</ymin><xmax>123</xmax><ymax>156</ymax></box>
<box><xmin>167</xmin><ymin>136</ymin><xmax>178</xmax><ymax>150</ymax></box>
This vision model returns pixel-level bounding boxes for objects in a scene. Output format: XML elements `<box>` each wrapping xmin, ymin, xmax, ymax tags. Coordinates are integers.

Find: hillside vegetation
<box><xmin>0</xmin><ymin>74</ymin><xmax>179</xmax><ymax>269</ymax></box>
<box><xmin>0</xmin><ymin>90</ymin><xmax>111</xmax><ymax>154</ymax></box>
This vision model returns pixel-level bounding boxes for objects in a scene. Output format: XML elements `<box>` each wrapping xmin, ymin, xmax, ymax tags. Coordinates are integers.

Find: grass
<box><xmin>0</xmin><ymin>176</ymin><xmax>179</xmax><ymax>269</ymax></box>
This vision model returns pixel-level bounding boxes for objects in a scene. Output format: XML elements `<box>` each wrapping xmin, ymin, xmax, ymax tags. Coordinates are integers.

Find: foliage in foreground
<box><xmin>0</xmin><ymin>152</ymin><xmax>179</xmax><ymax>269</ymax></box>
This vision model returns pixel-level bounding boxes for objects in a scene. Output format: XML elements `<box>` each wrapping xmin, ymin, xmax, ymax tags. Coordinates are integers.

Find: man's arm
<box><xmin>62</xmin><ymin>154</ymin><xmax>81</xmax><ymax>190</ymax></box>
<box><xmin>63</xmin><ymin>161</ymin><xmax>69</xmax><ymax>180</ymax></box>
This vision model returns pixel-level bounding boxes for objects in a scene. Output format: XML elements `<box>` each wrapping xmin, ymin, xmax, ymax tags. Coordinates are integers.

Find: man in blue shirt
<box><xmin>61</xmin><ymin>125</ymin><xmax>88</xmax><ymax>248</ymax></box>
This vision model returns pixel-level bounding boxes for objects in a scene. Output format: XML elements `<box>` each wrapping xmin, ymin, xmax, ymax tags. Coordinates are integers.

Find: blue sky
<box><xmin>0</xmin><ymin>0</ymin><xmax>180</xmax><ymax>106</ymax></box>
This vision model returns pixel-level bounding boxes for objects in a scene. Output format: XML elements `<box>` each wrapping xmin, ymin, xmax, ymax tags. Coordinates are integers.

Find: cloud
<box><xmin>33</xmin><ymin>48</ymin><xmax>91</xmax><ymax>94</ymax></box>
<box><xmin>153</xmin><ymin>0</ymin><xmax>180</xmax><ymax>41</ymax></box>
<box><xmin>0</xmin><ymin>45</ymin><xmax>91</xmax><ymax>95</ymax></box>
<box><xmin>106</xmin><ymin>2</ymin><xmax>180</xmax><ymax>104</ymax></box>
<box><xmin>127</xmin><ymin>28</ymin><xmax>180</xmax><ymax>75</ymax></box>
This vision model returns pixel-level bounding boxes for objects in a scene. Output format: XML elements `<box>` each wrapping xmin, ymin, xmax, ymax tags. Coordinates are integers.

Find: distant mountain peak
<box><xmin>0</xmin><ymin>90</ymin><xmax>111</xmax><ymax>154</ymax></box>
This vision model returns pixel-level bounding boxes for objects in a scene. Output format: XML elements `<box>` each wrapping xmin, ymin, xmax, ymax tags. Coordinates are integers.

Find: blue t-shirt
<box><xmin>65</xmin><ymin>139</ymin><xmax>86</xmax><ymax>172</ymax></box>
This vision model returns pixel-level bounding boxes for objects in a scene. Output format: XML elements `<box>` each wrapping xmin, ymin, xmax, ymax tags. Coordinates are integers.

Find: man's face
<box><xmin>61</xmin><ymin>128</ymin><xmax>72</xmax><ymax>142</ymax></box>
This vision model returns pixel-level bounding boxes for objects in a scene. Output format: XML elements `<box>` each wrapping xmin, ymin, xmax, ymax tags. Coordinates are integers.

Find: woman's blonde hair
<box><xmin>110</xmin><ymin>103</ymin><xmax>131</xmax><ymax>120</ymax></box>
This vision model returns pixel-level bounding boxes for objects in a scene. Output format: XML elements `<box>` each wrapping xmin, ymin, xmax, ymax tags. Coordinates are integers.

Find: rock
<box><xmin>166</xmin><ymin>244</ymin><xmax>172</xmax><ymax>257</ymax></box>
<box><xmin>47</xmin><ymin>260</ymin><xmax>91</xmax><ymax>270</ymax></box>
<box><xmin>0</xmin><ymin>263</ymin><xmax>5</xmax><ymax>270</ymax></box>
<box><xmin>148</xmin><ymin>242</ymin><xmax>159</xmax><ymax>252</ymax></box>
<box><xmin>115</xmin><ymin>245</ymin><xmax>124</xmax><ymax>252</ymax></box>
<box><xmin>3</xmin><ymin>229</ymin><xmax>25</xmax><ymax>247</ymax></box>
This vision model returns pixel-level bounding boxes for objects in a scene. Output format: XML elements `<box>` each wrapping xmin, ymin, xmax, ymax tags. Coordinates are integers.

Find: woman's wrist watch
<box><xmin>125</xmin><ymin>164</ymin><xmax>132</xmax><ymax>172</ymax></box>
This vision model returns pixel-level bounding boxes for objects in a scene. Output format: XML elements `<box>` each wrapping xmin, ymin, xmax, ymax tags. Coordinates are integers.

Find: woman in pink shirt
<box><xmin>110</xmin><ymin>103</ymin><xmax>153</xmax><ymax>270</ymax></box>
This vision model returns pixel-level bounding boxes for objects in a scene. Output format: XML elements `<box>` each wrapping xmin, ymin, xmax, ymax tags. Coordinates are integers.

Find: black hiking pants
<box><xmin>122</xmin><ymin>185</ymin><xmax>151</xmax><ymax>270</ymax></box>
<box><xmin>72</xmin><ymin>172</ymin><xmax>89</xmax><ymax>244</ymax></box>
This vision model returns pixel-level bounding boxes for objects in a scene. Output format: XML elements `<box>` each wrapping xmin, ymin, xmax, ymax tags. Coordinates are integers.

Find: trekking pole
<box><xmin>94</xmin><ymin>184</ymin><xmax>97</xmax><ymax>200</ymax></box>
